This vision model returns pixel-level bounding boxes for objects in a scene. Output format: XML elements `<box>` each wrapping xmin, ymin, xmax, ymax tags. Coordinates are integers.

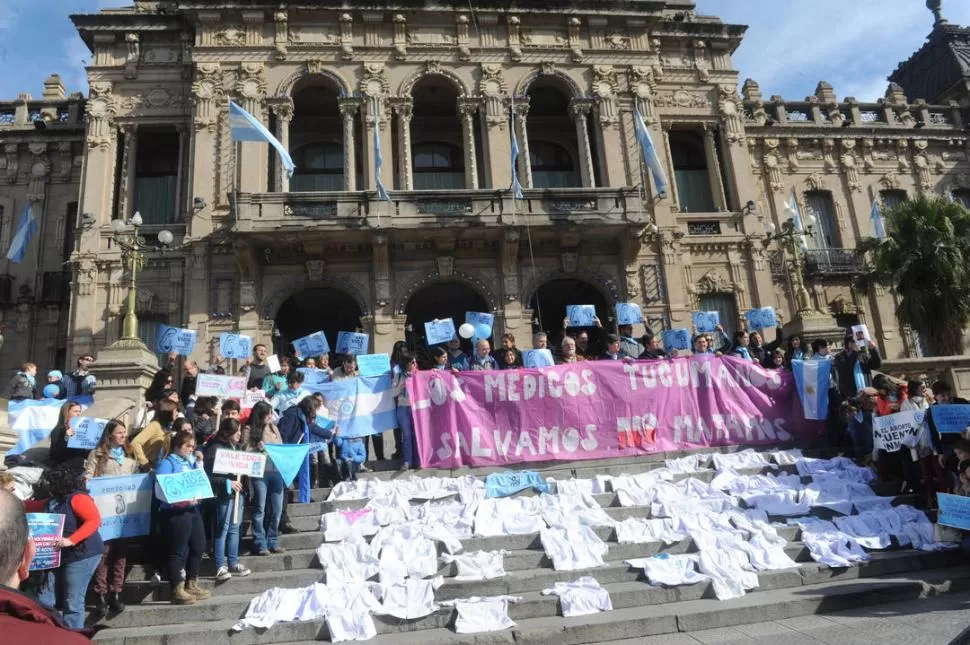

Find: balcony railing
<box><xmin>803</xmin><ymin>248</ymin><xmax>865</xmax><ymax>276</ymax></box>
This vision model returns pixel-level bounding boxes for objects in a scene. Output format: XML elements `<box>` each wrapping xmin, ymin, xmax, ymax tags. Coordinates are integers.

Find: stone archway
<box><xmin>528</xmin><ymin>277</ymin><xmax>613</xmax><ymax>355</ymax></box>
<box><xmin>403</xmin><ymin>281</ymin><xmax>490</xmax><ymax>366</ymax></box>
<box><xmin>273</xmin><ymin>287</ymin><xmax>363</xmax><ymax>360</ymax></box>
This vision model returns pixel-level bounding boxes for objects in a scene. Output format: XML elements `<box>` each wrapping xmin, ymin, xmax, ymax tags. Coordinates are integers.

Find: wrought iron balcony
<box><xmin>803</xmin><ymin>248</ymin><xmax>865</xmax><ymax>277</ymax></box>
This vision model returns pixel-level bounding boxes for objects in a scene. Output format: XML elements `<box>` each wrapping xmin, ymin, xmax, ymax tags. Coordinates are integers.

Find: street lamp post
<box><xmin>763</xmin><ymin>214</ymin><xmax>818</xmax><ymax>318</ymax></box>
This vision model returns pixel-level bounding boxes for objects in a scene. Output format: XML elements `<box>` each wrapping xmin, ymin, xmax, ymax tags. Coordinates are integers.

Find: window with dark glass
<box><xmin>291</xmin><ymin>142</ymin><xmax>344</xmax><ymax>192</ymax></box>
<box><xmin>952</xmin><ymin>189</ymin><xmax>970</xmax><ymax>211</ymax></box>
<box><xmin>529</xmin><ymin>141</ymin><xmax>578</xmax><ymax>189</ymax></box>
<box><xmin>804</xmin><ymin>191</ymin><xmax>839</xmax><ymax>249</ymax></box>
<box><xmin>668</xmin><ymin>131</ymin><xmax>715</xmax><ymax>213</ymax></box>
<box><xmin>133</xmin><ymin>129</ymin><xmax>179</xmax><ymax>226</ymax></box>
<box><xmin>879</xmin><ymin>189</ymin><xmax>907</xmax><ymax>212</ymax></box>
<box><xmin>412</xmin><ymin>142</ymin><xmax>464</xmax><ymax>190</ymax></box>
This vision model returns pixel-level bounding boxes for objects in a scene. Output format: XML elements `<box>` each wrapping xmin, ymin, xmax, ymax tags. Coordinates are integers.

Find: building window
<box><xmin>953</xmin><ymin>189</ymin><xmax>970</xmax><ymax>211</ymax></box>
<box><xmin>211</xmin><ymin>278</ymin><xmax>234</xmax><ymax>319</ymax></box>
<box><xmin>412</xmin><ymin>142</ymin><xmax>465</xmax><ymax>190</ymax></box>
<box><xmin>699</xmin><ymin>293</ymin><xmax>737</xmax><ymax>340</ymax></box>
<box><xmin>804</xmin><ymin>191</ymin><xmax>839</xmax><ymax>249</ymax></box>
<box><xmin>291</xmin><ymin>142</ymin><xmax>344</xmax><ymax>192</ymax></box>
<box><xmin>529</xmin><ymin>141</ymin><xmax>578</xmax><ymax>189</ymax></box>
<box><xmin>880</xmin><ymin>189</ymin><xmax>907</xmax><ymax>211</ymax></box>
<box><xmin>133</xmin><ymin>129</ymin><xmax>179</xmax><ymax>225</ymax></box>
<box><xmin>669</xmin><ymin>131</ymin><xmax>715</xmax><ymax>213</ymax></box>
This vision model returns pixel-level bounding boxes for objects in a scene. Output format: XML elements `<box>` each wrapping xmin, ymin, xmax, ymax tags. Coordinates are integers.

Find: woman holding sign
<box><xmin>245</xmin><ymin>402</ymin><xmax>286</xmax><ymax>555</ymax></box>
<box><xmin>202</xmin><ymin>420</ymin><xmax>252</xmax><ymax>582</ymax></box>
<box><xmin>83</xmin><ymin>420</ymin><xmax>138</xmax><ymax>616</ymax></box>
<box><xmin>48</xmin><ymin>401</ymin><xmax>87</xmax><ymax>470</ymax></box>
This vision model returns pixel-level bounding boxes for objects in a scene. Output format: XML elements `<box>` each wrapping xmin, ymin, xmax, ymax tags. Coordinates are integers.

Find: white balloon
<box><xmin>458</xmin><ymin>323</ymin><xmax>475</xmax><ymax>339</ymax></box>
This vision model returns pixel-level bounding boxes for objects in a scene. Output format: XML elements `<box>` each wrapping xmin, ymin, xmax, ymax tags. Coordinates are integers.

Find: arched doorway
<box><xmin>404</xmin><ymin>282</ymin><xmax>489</xmax><ymax>366</ymax></box>
<box><xmin>274</xmin><ymin>288</ymin><xmax>363</xmax><ymax>361</ymax></box>
<box><xmin>529</xmin><ymin>279</ymin><xmax>611</xmax><ymax>355</ymax></box>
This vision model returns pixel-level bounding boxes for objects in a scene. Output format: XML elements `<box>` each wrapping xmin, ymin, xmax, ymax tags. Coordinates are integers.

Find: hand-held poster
<box><xmin>27</xmin><ymin>513</ymin><xmax>65</xmax><ymax>571</ymax></box>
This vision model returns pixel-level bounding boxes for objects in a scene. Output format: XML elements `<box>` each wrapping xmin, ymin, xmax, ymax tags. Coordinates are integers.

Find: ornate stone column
<box><xmin>458</xmin><ymin>98</ymin><xmax>480</xmax><ymax>190</ymax></box>
<box><xmin>702</xmin><ymin>124</ymin><xmax>728</xmax><ymax>211</ymax></box>
<box><xmin>569</xmin><ymin>98</ymin><xmax>596</xmax><ymax>188</ymax></box>
<box><xmin>270</xmin><ymin>99</ymin><xmax>293</xmax><ymax>192</ymax></box>
<box><xmin>513</xmin><ymin>98</ymin><xmax>532</xmax><ymax>189</ymax></box>
<box><xmin>338</xmin><ymin>97</ymin><xmax>359</xmax><ymax>191</ymax></box>
<box><xmin>117</xmin><ymin>124</ymin><xmax>137</xmax><ymax>220</ymax></box>
<box><xmin>189</xmin><ymin>63</ymin><xmax>225</xmax><ymax>238</ymax></box>
<box><xmin>393</xmin><ymin>98</ymin><xmax>413</xmax><ymax>191</ymax></box>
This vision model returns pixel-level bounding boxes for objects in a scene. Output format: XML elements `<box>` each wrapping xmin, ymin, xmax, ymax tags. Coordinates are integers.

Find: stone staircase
<box><xmin>93</xmin><ymin>451</ymin><xmax>970</xmax><ymax>645</ymax></box>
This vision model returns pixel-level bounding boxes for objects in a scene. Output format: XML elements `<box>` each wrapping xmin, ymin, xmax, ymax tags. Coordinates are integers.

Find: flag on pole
<box><xmin>228</xmin><ymin>101</ymin><xmax>295</xmax><ymax>178</ymax></box>
<box><xmin>791</xmin><ymin>359</ymin><xmax>831</xmax><ymax>421</ymax></box>
<box><xmin>510</xmin><ymin>101</ymin><xmax>524</xmax><ymax>200</ymax></box>
<box><xmin>870</xmin><ymin>199</ymin><xmax>886</xmax><ymax>239</ymax></box>
<box><xmin>633</xmin><ymin>109</ymin><xmax>668</xmax><ymax>198</ymax></box>
<box><xmin>785</xmin><ymin>188</ymin><xmax>808</xmax><ymax>251</ymax></box>
<box><xmin>373</xmin><ymin>99</ymin><xmax>390</xmax><ymax>202</ymax></box>
<box><xmin>6</xmin><ymin>201</ymin><xmax>38</xmax><ymax>264</ymax></box>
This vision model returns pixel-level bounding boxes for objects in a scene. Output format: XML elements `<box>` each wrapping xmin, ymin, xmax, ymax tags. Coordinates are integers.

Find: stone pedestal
<box><xmin>95</xmin><ymin>339</ymin><xmax>160</xmax><ymax>418</ymax></box>
<box><xmin>783</xmin><ymin>312</ymin><xmax>845</xmax><ymax>350</ymax></box>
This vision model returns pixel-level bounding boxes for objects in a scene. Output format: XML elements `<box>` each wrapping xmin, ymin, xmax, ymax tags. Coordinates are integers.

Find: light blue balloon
<box><xmin>42</xmin><ymin>384</ymin><xmax>60</xmax><ymax>399</ymax></box>
<box><xmin>474</xmin><ymin>324</ymin><xmax>492</xmax><ymax>340</ymax></box>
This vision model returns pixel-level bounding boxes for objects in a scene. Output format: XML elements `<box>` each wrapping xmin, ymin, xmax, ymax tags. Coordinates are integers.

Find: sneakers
<box><xmin>230</xmin><ymin>564</ymin><xmax>251</xmax><ymax>577</ymax></box>
<box><xmin>270</xmin><ymin>546</ymin><xmax>286</xmax><ymax>554</ymax></box>
<box><xmin>215</xmin><ymin>567</ymin><xmax>232</xmax><ymax>582</ymax></box>
<box><xmin>358</xmin><ymin>464</ymin><xmax>371</xmax><ymax>473</ymax></box>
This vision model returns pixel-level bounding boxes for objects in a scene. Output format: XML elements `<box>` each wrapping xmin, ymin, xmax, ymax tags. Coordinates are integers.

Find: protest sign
<box><xmin>615</xmin><ymin>303</ymin><xmax>643</xmax><ymax>326</ymax></box>
<box><xmin>66</xmin><ymin>416</ymin><xmax>108</xmax><ymax>450</ymax></box>
<box><xmin>744</xmin><ymin>307</ymin><xmax>778</xmax><ymax>331</ymax></box>
<box><xmin>566</xmin><ymin>305</ymin><xmax>597</xmax><ymax>327</ymax></box>
<box><xmin>213</xmin><ymin>449</ymin><xmax>267</xmax><ymax>478</ymax></box>
<box><xmin>661</xmin><ymin>328</ymin><xmax>691</xmax><ymax>351</ymax></box>
<box><xmin>264</xmin><ymin>444</ymin><xmax>311</xmax><ymax>487</ymax></box>
<box><xmin>522</xmin><ymin>349</ymin><xmax>555</xmax><ymax>368</ymax></box>
<box><xmin>931</xmin><ymin>404</ymin><xmax>970</xmax><ymax>434</ymax></box>
<box><xmin>293</xmin><ymin>331</ymin><xmax>330</xmax><ymax>358</ymax></box>
<box><xmin>242</xmin><ymin>390</ymin><xmax>265</xmax><ymax>409</ymax></box>
<box><xmin>297</xmin><ymin>367</ymin><xmax>331</xmax><ymax>386</ymax></box>
<box><xmin>219</xmin><ymin>333</ymin><xmax>252</xmax><ymax>360</ymax></box>
<box><xmin>407</xmin><ymin>355</ymin><xmax>813</xmax><ymax>470</ymax></box>
<box><xmin>938</xmin><ymin>493</ymin><xmax>970</xmax><ymax>531</ymax></box>
<box><xmin>851</xmin><ymin>324</ymin><xmax>871</xmax><ymax>344</ymax></box>
<box><xmin>88</xmin><ymin>474</ymin><xmax>153</xmax><ymax>541</ymax></box>
<box><xmin>425</xmin><ymin>319</ymin><xmax>457</xmax><ymax>345</ymax></box>
<box><xmin>336</xmin><ymin>331</ymin><xmax>369</xmax><ymax>355</ymax></box>
<box><xmin>358</xmin><ymin>353</ymin><xmax>391</xmax><ymax>377</ymax></box>
<box><xmin>872</xmin><ymin>409</ymin><xmax>924</xmax><ymax>453</ymax></box>
<box><xmin>692</xmin><ymin>311</ymin><xmax>721</xmax><ymax>334</ymax></box>
<box><xmin>195</xmin><ymin>374</ymin><xmax>247</xmax><ymax>398</ymax></box>
<box><xmin>156</xmin><ymin>325</ymin><xmax>197</xmax><ymax>355</ymax></box>
<box><xmin>155</xmin><ymin>469</ymin><xmax>215</xmax><ymax>504</ymax></box>
<box><xmin>266</xmin><ymin>354</ymin><xmax>282</xmax><ymax>373</ymax></box>
<box><xmin>466</xmin><ymin>312</ymin><xmax>495</xmax><ymax>329</ymax></box>
<box><xmin>27</xmin><ymin>513</ymin><xmax>65</xmax><ymax>570</ymax></box>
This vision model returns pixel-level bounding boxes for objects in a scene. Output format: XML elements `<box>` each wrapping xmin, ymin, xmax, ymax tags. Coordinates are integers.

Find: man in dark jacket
<box><xmin>833</xmin><ymin>333</ymin><xmax>882</xmax><ymax>401</ymax></box>
<box><xmin>0</xmin><ymin>489</ymin><xmax>92</xmax><ymax>643</ymax></box>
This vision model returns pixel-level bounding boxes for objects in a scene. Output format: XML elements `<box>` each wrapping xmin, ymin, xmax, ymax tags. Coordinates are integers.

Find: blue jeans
<box><xmin>396</xmin><ymin>406</ymin><xmax>414</xmax><ymax>466</ymax></box>
<box><xmin>39</xmin><ymin>553</ymin><xmax>101</xmax><ymax>629</ymax></box>
<box><xmin>251</xmin><ymin>470</ymin><xmax>284</xmax><ymax>551</ymax></box>
<box><xmin>213</xmin><ymin>496</ymin><xmax>241</xmax><ymax>569</ymax></box>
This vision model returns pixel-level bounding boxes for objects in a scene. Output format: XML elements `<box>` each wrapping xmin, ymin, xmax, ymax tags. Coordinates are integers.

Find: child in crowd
<box><xmin>768</xmin><ymin>349</ymin><xmax>786</xmax><ymax>370</ymax></box>
<box><xmin>335</xmin><ymin>435</ymin><xmax>366</xmax><ymax>482</ymax></box>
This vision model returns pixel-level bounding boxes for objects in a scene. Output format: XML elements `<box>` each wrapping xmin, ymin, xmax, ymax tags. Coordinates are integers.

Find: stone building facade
<box><xmin>1</xmin><ymin>0</ymin><xmax>969</xmax><ymax>379</ymax></box>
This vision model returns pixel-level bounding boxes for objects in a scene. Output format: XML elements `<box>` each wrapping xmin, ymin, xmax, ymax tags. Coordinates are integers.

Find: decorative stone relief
<box><xmin>235</xmin><ymin>63</ymin><xmax>266</xmax><ymax>113</ymax></box>
<box><xmin>239</xmin><ymin>281</ymin><xmax>256</xmax><ymax>312</ymax></box>
<box><xmin>805</xmin><ymin>171</ymin><xmax>825</xmax><ymax>191</ymax></box>
<box><xmin>480</xmin><ymin>64</ymin><xmax>507</xmax><ymax>128</ymax></box>
<box><xmin>215</xmin><ymin>24</ymin><xmax>246</xmax><ymax>47</ymax></box>
<box><xmin>392</xmin><ymin>14</ymin><xmax>407</xmax><ymax>60</ymax></box>
<box><xmin>124</xmin><ymin>33</ymin><xmax>140</xmax><ymax>80</ymax></box>
<box><xmin>373</xmin><ymin>234</ymin><xmax>390</xmax><ymax>306</ymax></box>
<box><xmin>784</xmin><ymin>137</ymin><xmax>799</xmax><ymax>173</ymax></box>
<box><xmin>592</xmin><ymin>66</ymin><xmax>618</xmax><ymax>125</ymax></box>
<box><xmin>339</xmin><ymin>13</ymin><xmax>354</xmax><ymax>60</ymax></box>
<box><xmin>560</xmin><ymin>251</ymin><xmax>578</xmax><ymax>274</ymax></box>
<box><xmin>654</xmin><ymin>90</ymin><xmax>708</xmax><ymax>109</ymax></box>
<box><xmin>840</xmin><ymin>141</ymin><xmax>862</xmax><ymax>192</ymax></box>
<box><xmin>507</xmin><ymin>16</ymin><xmax>523</xmax><ymax>61</ymax></box>
<box><xmin>2</xmin><ymin>144</ymin><xmax>19</xmax><ymax>184</ymax></box>
<box><xmin>718</xmin><ymin>86</ymin><xmax>745</xmax><ymax>145</ymax></box>
<box><xmin>457</xmin><ymin>15</ymin><xmax>472</xmax><ymax>61</ymax></box>
<box><xmin>822</xmin><ymin>138</ymin><xmax>837</xmax><ymax>173</ymax></box>
<box><xmin>54</xmin><ymin>142</ymin><xmax>72</xmax><ymax>181</ymax></box>
<box><xmin>861</xmin><ymin>138</ymin><xmax>875</xmax><ymax>172</ymax></box>
<box><xmin>912</xmin><ymin>140</ymin><xmax>932</xmax><ymax>190</ymax></box>
<box><xmin>191</xmin><ymin>63</ymin><xmax>224</xmax><ymax>132</ymax></box>
<box><xmin>762</xmin><ymin>139</ymin><xmax>784</xmax><ymax>192</ymax></box>
<box><xmin>879</xmin><ymin>170</ymin><xmax>900</xmax><ymax>190</ymax></box>
<box><xmin>86</xmin><ymin>81</ymin><xmax>119</xmax><ymax>149</ymax></box>
<box><xmin>273</xmin><ymin>11</ymin><xmax>288</xmax><ymax>60</ymax></box>
<box><xmin>629</xmin><ymin>66</ymin><xmax>658</xmax><ymax>123</ymax></box>
<box><xmin>360</xmin><ymin>63</ymin><xmax>389</xmax><ymax>98</ymax></box>
<box><xmin>693</xmin><ymin>39</ymin><xmax>710</xmax><ymax>82</ymax></box>
<box><xmin>27</xmin><ymin>143</ymin><xmax>50</xmax><ymax>202</ymax></box>
<box><xmin>436</xmin><ymin>255</ymin><xmax>454</xmax><ymax>278</ymax></box>
<box><xmin>306</xmin><ymin>260</ymin><xmax>325</xmax><ymax>282</ymax></box>
<box><xmin>501</xmin><ymin>229</ymin><xmax>520</xmax><ymax>301</ymax></box>
<box><xmin>896</xmin><ymin>139</ymin><xmax>911</xmax><ymax>172</ymax></box>
<box><xmin>568</xmin><ymin>17</ymin><xmax>583</xmax><ymax>62</ymax></box>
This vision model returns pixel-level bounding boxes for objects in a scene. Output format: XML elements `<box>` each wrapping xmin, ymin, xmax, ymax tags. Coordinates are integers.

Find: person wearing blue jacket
<box><xmin>278</xmin><ymin>396</ymin><xmax>335</xmax><ymax>504</ymax></box>
<box><xmin>335</xmin><ymin>436</ymin><xmax>366</xmax><ymax>481</ymax></box>
<box><xmin>155</xmin><ymin>430</ymin><xmax>212</xmax><ymax>605</ymax></box>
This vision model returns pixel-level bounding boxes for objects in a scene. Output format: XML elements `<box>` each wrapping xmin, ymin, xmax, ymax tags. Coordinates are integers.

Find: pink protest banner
<box><xmin>407</xmin><ymin>355</ymin><xmax>815</xmax><ymax>469</ymax></box>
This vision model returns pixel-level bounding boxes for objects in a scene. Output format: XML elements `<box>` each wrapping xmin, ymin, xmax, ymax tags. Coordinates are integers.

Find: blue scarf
<box><xmin>792</xmin><ymin>348</ymin><xmax>804</xmax><ymax>361</ymax></box>
<box><xmin>735</xmin><ymin>347</ymin><xmax>751</xmax><ymax>360</ymax></box>
<box><xmin>23</xmin><ymin>372</ymin><xmax>35</xmax><ymax>387</ymax></box>
<box><xmin>109</xmin><ymin>446</ymin><xmax>125</xmax><ymax>465</ymax></box>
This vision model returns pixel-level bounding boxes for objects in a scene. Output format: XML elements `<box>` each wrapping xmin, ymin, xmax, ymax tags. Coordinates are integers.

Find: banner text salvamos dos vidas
<box><xmin>407</xmin><ymin>356</ymin><xmax>805</xmax><ymax>469</ymax></box>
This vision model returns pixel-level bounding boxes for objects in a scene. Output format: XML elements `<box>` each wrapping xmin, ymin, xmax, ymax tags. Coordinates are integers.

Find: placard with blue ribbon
<box><xmin>335</xmin><ymin>331</ymin><xmax>369</xmax><ymax>356</ymax></box>
<box><xmin>931</xmin><ymin>404</ymin><xmax>970</xmax><ymax>434</ymax></box>
<box><xmin>615</xmin><ymin>303</ymin><xmax>643</xmax><ymax>326</ymax></box>
<box><xmin>691</xmin><ymin>311</ymin><xmax>721</xmax><ymax>333</ymax></box>
<box><xmin>357</xmin><ymin>353</ymin><xmax>392</xmax><ymax>377</ymax></box>
<box><xmin>293</xmin><ymin>331</ymin><xmax>330</xmax><ymax>358</ymax></box>
<box><xmin>66</xmin><ymin>417</ymin><xmax>109</xmax><ymax>450</ymax></box>
<box><xmin>465</xmin><ymin>312</ymin><xmax>495</xmax><ymax>329</ymax></box>
<box><xmin>744</xmin><ymin>307</ymin><xmax>778</xmax><ymax>331</ymax></box>
<box><xmin>219</xmin><ymin>332</ymin><xmax>253</xmax><ymax>360</ymax></box>
<box><xmin>154</xmin><ymin>469</ymin><xmax>215</xmax><ymax>504</ymax></box>
<box><xmin>938</xmin><ymin>493</ymin><xmax>970</xmax><ymax>530</ymax></box>
<box><xmin>297</xmin><ymin>367</ymin><xmax>330</xmax><ymax>386</ymax></box>
<box><xmin>661</xmin><ymin>328</ymin><xmax>692</xmax><ymax>351</ymax></box>
<box><xmin>566</xmin><ymin>305</ymin><xmax>597</xmax><ymax>327</ymax></box>
<box><xmin>522</xmin><ymin>349</ymin><xmax>555</xmax><ymax>368</ymax></box>
<box><xmin>424</xmin><ymin>318</ymin><xmax>457</xmax><ymax>345</ymax></box>
<box><xmin>155</xmin><ymin>325</ymin><xmax>197</xmax><ymax>355</ymax></box>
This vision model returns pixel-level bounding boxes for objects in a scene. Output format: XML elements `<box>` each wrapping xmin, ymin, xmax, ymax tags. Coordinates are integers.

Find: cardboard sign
<box><xmin>931</xmin><ymin>404</ymin><xmax>970</xmax><ymax>435</ymax></box>
<box><xmin>156</xmin><ymin>325</ymin><xmax>197</xmax><ymax>355</ymax></box>
<box><xmin>615</xmin><ymin>303</ymin><xmax>643</xmax><ymax>326</ymax></box>
<box><xmin>88</xmin><ymin>474</ymin><xmax>153</xmax><ymax>540</ymax></box>
<box><xmin>425</xmin><ymin>319</ymin><xmax>457</xmax><ymax>345</ymax></box>
<box><xmin>566</xmin><ymin>305</ymin><xmax>597</xmax><ymax>328</ymax></box>
<box><xmin>851</xmin><ymin>324</ymin><xmax>871</xmax><ymax>345</ymax></box>
<box><xmin>744</xmin><ymin>307</ymin><xmax>778</xmax><ymax>331</ymax></box>
<box><xmin>662</xmin><ymin>328</ymin><xmax>692</xmax><ymax>351</ymax></box>
<box><xmin>242</xmin><ymin>390</ymin><xmax>266</xmax><ymax>409</ymax></box>
<box><xmin>266</xmin><ymin>354</ymin><xmax>282</xmax><ymax>373</ymax></box>
<box><xmin>522</xmin><ymin>349</ymin><xmax>555</xmax><ymax>368</ymax></box>
<box><xmin>872</xmin><ymin>409</ymin><xmax>924</xmax><ymax>453</ymax></box>
<box><xmin>293</xmin><ymin>331</ymin><xmax>330</xmax><ymax>358</ymax></box>
<box><xmin>213</xmin><ymin>448</ymin><xmax>266</xmax><ymax>478</ymax></box>
<box><xmin>466</xmin><ymin>312</ymin><xmax>495</xmax><ymax>329</ymax></box>
<box><xmin>357</xmin><ymin>353</ymin><xmax>392</xmax><ymax>377</ymax></box>
<box><xmin>219</xmin><ymin>333</ymin><xmax>253</xmax><ymax>360</ymax></box>
<box><xmin>692</xmin><ymin>311</ymin><xmax>721</xmax><ymax>334</ymax></box>
<box><xmin>938</xmin><ymin>493</ymin><xmax>970</xmax><ymax>531</ymax></box>
<box><xmin>66</xmin><ymin>416</ymin><xmax>109</xmax><ymax>450</ymax></box>
<box><xmin>27</xmin><ymin>513</ymin><xmax>65</xmax><ymax>571</ymax></box>
<box><xmin>155</xmin><ymin>468</ymin><xmax>215</xmax><ymax>504</ymax></box>
<box><xmin>195</xmin><ymin>374</ymin><xmax>247</xmax><ymax>398</ymax></box>
<box><xmin>335</xmin><ymin>331</ymin><xmax>369</xmax><ymax>356</ymax></box>
<box><xmin>297</xmin><ymin>367</ymin><xmax>331</xmax><ymax>386</ymax></box>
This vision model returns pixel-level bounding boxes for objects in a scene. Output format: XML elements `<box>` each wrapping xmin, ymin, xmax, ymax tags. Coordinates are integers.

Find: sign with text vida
<box><xmin>213</xmin><ymin>448</ymin><xmax>267</xmax><ymax>478</ymax></box>
<box><xmin>154</xmin><ymin>469</ymin><xmax>215</xmax><ymax>504</ymax></box>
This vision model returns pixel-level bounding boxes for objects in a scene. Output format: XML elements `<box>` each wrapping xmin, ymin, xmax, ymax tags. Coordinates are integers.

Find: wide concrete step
<box><xmin>93</xmin><ymin>556</ymin><xmax>969</xmax><ymax>645</ymax></box>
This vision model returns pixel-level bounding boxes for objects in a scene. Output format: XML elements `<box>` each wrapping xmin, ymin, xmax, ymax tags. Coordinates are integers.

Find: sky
<box><xmin>2</xmin><ymin>1</ymin><xmax>970</xmax><ymax>101</ymax></box>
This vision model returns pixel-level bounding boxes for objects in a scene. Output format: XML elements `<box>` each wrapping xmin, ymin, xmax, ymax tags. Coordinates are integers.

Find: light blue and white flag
<box><xmin>510</xmin><ymin>101</ymin><xmax>524</xmax><ymax>200</ymax></box>
<box><xmin>791</xmin><ymin>359</ymin><xmax>831</xmax><ymax>421</ymax></box>
<box><xmin>228</xmin><ymin>101</ymin><xmax>295</xmax><ymax>178</ymax></box>
<box><xmin>373</xmin><ymin>99</ymin><xmax>390</xmax><ymax>201</ymax></box>
<box><xmin>302</xmin><ymin>374</ymin><xmax>396</xmax><ymax>438</ymax></box>
<box><xmin>785</xmin><ymin>188</ymin><xmax>808</xmax><ymax>251</ymax></box>
<box><xmin>870</xmin><ymin>199</ymin><xmax>886</xmax><ymax>239</ymax></box>
<box><xmin>6</xmin><ymin>395</ymin><xmax>94</xmax><ymax>456</ymax></box>
<box><xmin>634</xmin><ymin>108</ymin><xmax>668</xmax><ymax>198</ymax></box>
<box><xmin>6</xmin><ymin>201</ymin><xmax>38</xmax><ymax>264</ymax></box>
<box><xmin>88</xmin><ymin>474</ymin><xmax>153</xmax><ymax>541</ymax></box>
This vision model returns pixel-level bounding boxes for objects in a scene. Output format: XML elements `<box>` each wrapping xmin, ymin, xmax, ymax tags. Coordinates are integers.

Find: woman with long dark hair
<box><xmin>24</xmin><ymin>464</ymin><xmax>103</xmax><ymax>628</ymax></box>
<box><xmin>203</xmin><ymin>419</ymin><xmax>251</xmax><ymax>582</ymax></box>
<box><xmin>83</xmin><ymin>419</ymin><xmax>138</xmax><ymax>615</ymax></box>
<box><xmin>245</xmin><ymin>401</ymin><xmax>285</xmax><ymax>555</ymax></box>
<box><xmin>48</xmin><ymin>400</ymin><xmax>87</xmax><ymax>469</ymax></box>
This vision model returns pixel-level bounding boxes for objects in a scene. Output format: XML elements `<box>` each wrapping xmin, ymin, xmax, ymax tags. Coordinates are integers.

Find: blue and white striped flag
<box><xmin>870</xmin><ymin>199</ymin><xmax>886</xmax><ymax>239</ymax></box>
<box><xmin>785</xmin><ymin>188</ymin><xmax>809</xmax><ymax>251</ymax></box>
<box><xmin>373</xmin><ymin>100</ymin><xmax>390</xmax><ymax>202</ymax></box>
<box><xmin>228</xmin><ymin>101</ymin><xmax>295</xmax><ymax>178</ymax></box>
<box><xmin>791</xmin><ymin>359</ymin><xmax>831</xmax><ymax>421</ymax></box>
<box><xmin>303</xmin><ymin>374</ymin><xmax>396</xmax><ymax>438</ymax></box>
<box><xmin>6</xmin><ymin>201</ymin><xmax>38</xmax><ymax>264</ymax></box>
<box><xmin>6</xmin><ymin>395</ymin><xmax>94</xmax><ymax>456</ymax></box>
<box><xmin>634</xmin><ymin>109</ymin><xmax>668</xmax><ymax>198</ymax></box>
<box><xmin>510</xmin><ymin>101</ymin><xmax>524</xmax><ymax>200</ymax></box>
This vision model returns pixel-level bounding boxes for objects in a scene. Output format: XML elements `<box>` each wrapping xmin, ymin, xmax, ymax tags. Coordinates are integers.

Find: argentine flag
<box><xmin>791</xmin><ymin>359</ymin><xmax>831</xmax><ymax>421</ymax></box>
<box><xmin>510</xmin><ymin>101</ymin><xmax>524</xmax><ymax>199</ymax></box>
<box><xmin>786</xmin><ymin>188</ymin><xmax>809</xmax><ymax>251</ymax></box>
<box><xmin>870</xmin><ymin>200</ymin><xmax>886</xmax><ymax>239</ymax></box>
<box><xmin>6</xmin><ymin>201</ymin><xmax>38</xmax><ymax>264</ymax></box>
<box><xmin>373</xmin><ymin>99</ymin><xmax>391</xmax><ymax>202</ymax></box>
<box><xmin>303</xmin><ymin>374</ymin><xmax>397</xmax><ymax>438</ymax></box>
<box><xmin>634</xmin><ymin>109</ymin><xmax>668</xmax><ymax>198</ymax></box>
<box><xmin>228</xmin><ymin>101</ymin><xmax>295</xmax><ymax>178</ymax></box>
<box><xmin>6</xmin><ymin>395</ymin><xmax>94</xmax><ymax>456</ymax></box>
